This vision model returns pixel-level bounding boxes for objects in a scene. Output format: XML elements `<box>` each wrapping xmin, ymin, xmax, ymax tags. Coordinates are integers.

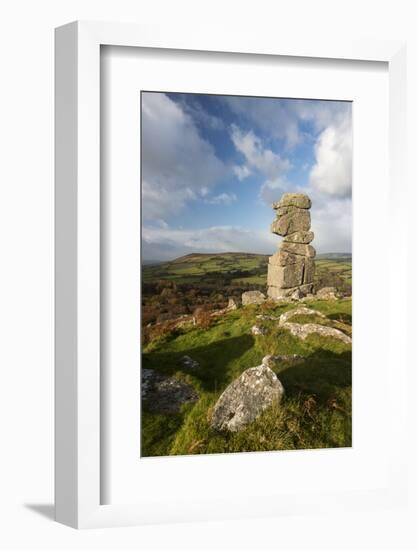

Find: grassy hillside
<box><xmin>143</xmin><ymin>252</ymin><xmax>269</xmax><ymax>285</ymax></box>
<box><xmin>143</xmin><ymin>251</ymin><xmax>351</xmax><ymax>289</ymax></box>
<box><xmin>142</xmin><ymin>297</ymin><xmax>352</xmax><ymax>457</ymax></box>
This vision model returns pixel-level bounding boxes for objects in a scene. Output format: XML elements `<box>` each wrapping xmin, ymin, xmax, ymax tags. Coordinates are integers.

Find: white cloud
<box><xmin>142</xmin><ymin>224</ymin><xmax>276</xmax><ymax>261</ymax></box>
<box><xmin>309</xmin><ymin>111</ymin><xmax>352</xmax><ymax>197</ymax></box>
<box><xmin>233</xmin><ymin>164</ymin><xmax>251</xmax><ymax>181</ymax></box>
<box><xmin>206</xmin><ymin>192</ymin><xmax>237</xmax><ymax>205</ymax></box>
<box><xmin>141</xmin><ymin>93</ymin><xmax>226</xmax><ymax>220</ymax></box>
<box><xmin>231</xmin><ymin>125</ymin><xmax>290</xmax><ymax>178</ymax></box>
<box><xmin>309</xmin><ymin>193</ymin><xmax>352</xmax><ymax>253</ymax></box>
<box><xmin>259</xmin><ymin>176</ymin><xmax>291</xmax><ymax>205</ymax></box>
<box><xmin>224</xmin><ymin>96</ymin><xmax>351</xmax><ymax>150</ymax></box>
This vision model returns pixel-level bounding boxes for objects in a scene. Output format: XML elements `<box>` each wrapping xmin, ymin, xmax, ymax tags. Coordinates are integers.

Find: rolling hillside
<box><xmin>143</xmin><ymin>251</ymin><xmax>352</xmax><ymax>290</ymax></box>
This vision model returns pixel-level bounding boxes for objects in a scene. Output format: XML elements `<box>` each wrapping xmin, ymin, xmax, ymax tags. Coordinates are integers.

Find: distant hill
<box><xmin>142</xmin><ymin>251</ymin><xmax>351</xmax><ymax>291</ymax></box>
<box><xmin>143</xmin><ymin>252</ymin><xmax>269</xmax><ymax>284</ymax></box>
<box><xmin>316</xmin><ymin>253</ymin><xmax>352</xmax><ymax>261</ymax></box>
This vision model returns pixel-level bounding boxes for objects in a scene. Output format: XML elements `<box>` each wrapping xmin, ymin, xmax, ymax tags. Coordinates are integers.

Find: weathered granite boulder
<box><xmin>271</xmin><ymin>209</ymin><xmax>311</xmax><ymax>236</ymax></box>
<box><xmin>280</xmin><ymin>242</ymin><xmax>316</xmax><ymax>258</ymax></box>
<box><xmin>267</xmin><ymin>261</ymin><xmax>304</xmax><ymax>289</ymax></box>
<box><xmin>269</xmin><ymin>250</ymin><xmax>299</xmax><ymax>266</ymax></box>
<box><xmin>281</xmin><ymin>322</ymin><xmax>352</xmax><ymax>345</ymax></box>
<box><xmin>268</xmin><ymin>283</ymin><xmax>314</xmax><ymax>300</ymax></box>
<box><xmin>283</xmin><ymin>230</ymin><xmax>314</xmax><ymax>244</ymax></box>
<box><xmin>210</xmin><ymin>364</ymin><xmax>285</xmax><ymax>432</ymax></box>
<box><xmin>316</xmin><ymin>286</ymin><xmax>339</xmax><ymax>300</ymax></box>
<box><xmin>273</xmin><ymin>192</ymin><xmax>312</xmax><ymax>210</ymax></box>
<box><xmin>290</xmin><ymin>288</ymin><xmax>303</xmax><ymax>301</ymax></box>
<box><xmin>141</xmin><ymin>369</ymin><xmax>199</xmax><ymax>414</ymax></box>
<box><xmin>279</xmin><ymin>307</ymin><xmax>326</xmax><ymax>325</ymax></box>
<box><xmin>242</xmin><ymin>290</ymin><xmax>266</xmax><ymax>305</ymax></box>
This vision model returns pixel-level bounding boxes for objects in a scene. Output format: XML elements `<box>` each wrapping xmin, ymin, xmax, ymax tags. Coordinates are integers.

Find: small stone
<box><xmin>210</xmin><ymin>364</ymin><xmax>285</xmax><ymax>432</ymax></box>
<box><xmin>179</xmin><ymin>355</ymin><xmax>199</xmax><ymax>369</ymax></box>
<box><xmin>227</xmin><ymin>297</ymin><xmax>238</xmax><ymax>310</ymax></box>
<box><xmin>242</xmin><ymin>290</ymin><xmax>266</xmax><ymax>305</ymax></box>
<box><xmin>251</xmin><ymin>325</ymin><xmax>269</xmax><ymax>336</ymax></box>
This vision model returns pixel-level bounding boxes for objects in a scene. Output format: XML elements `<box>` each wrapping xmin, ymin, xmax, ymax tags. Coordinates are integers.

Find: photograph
<box><xmin>140</xmin><ymin>91</ymin><xmax>352</xmax><ymax>457</ymax></box>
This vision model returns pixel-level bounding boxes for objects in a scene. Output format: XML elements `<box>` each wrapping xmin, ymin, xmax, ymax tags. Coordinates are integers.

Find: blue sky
<box><xmin>141</xmin><ymin>92</ymin><xmax>352</xmax><ymax>261</ymax></box>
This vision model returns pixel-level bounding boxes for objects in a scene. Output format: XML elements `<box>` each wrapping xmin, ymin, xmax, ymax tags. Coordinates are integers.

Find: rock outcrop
<box><xmin>141</xmin><ymin>369</ymin><xmax>199</xmax><ymax>414</ymax></box>
<box><xmin>281</xmin><ymin>322</ymin><xmax>352</xmax><ymax>345</ymax></box>
<box><xmin>278</xmin><ymin>306</ymin><xmax>326</xmax><ymax>325</ymax></box>
<box><xmin>267</xmin><ymin>193</ymin><xmax>316</xmax><ymax>299</ymax></box>
<box><xmin>242</xmin><ymin>290</ymin><xmax>266</xmax><ymax>305</ymax></box>
<box><xmin>210</xmin><ymin>363</ymin><xmax>285</xmax><ymax>432</ymax></box>
<box><xmin>316</xmin><ymin>286</ymin><xmax>339</xmax><ymax>300</ymax></box>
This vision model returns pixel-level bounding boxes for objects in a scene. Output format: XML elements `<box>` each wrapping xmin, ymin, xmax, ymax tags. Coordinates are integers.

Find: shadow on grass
<box><xmin>278</xmin><ymin>349</ymin><xmax>352</xmax><ymax>402</ymax></box>
<box><xmin>142</xmin><ymin>333</ymin><xmax>255</xmax><ymax>391</ymax></box>
<box><xmin>327</xmin><ymin>312</ymin><xmax>352</xmax><ymax>323</ymax></box>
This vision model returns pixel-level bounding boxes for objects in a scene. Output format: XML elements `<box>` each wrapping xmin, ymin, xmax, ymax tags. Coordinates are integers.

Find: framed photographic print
<box><xmin>55</xmin><ymin>21</ymin><xmax>407</xmax><ymax>528</ymax></box>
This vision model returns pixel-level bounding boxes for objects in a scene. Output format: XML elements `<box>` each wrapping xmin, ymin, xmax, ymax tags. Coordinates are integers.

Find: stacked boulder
<box><xmin>267</xmin><ymin>193</ymin><xmax>316</xmax><ymax>299</ymax></box>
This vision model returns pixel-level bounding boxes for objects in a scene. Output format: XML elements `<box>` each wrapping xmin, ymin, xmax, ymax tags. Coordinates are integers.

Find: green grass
<box><xmin>141</xmin><ymin>298</ymin><xmax>352</xmax><ymax>457</ymax></box>
<box><xmin>142</xmin><ymin>252</ymin><xmax>269</xmax><ymax>282</ymax></box>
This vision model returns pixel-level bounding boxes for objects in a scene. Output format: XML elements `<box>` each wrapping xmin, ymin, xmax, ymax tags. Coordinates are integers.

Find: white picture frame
<box><xmin>55</xmin><ymin>21</ymin><xmax>407</xmax><ymax>529</ymax></box>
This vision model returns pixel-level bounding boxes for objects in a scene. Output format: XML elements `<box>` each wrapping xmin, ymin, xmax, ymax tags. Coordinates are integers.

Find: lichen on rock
<box><xmin>210</xmin><ymin>364</ymin><xmax>285</xmax><ymax>432</ymax></box>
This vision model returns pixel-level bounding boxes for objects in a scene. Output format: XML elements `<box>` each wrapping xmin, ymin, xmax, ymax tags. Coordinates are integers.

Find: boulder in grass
<box><xmin>279</xmin><ymin>306</ymin><xmax>326</xmax><ymax>326</ymax></box>
<box><xmin>141</xmin><ymin>369</ymin><xmax>199</xmax><ymax>414</ymax></box>
<box><xmin>241</xmin><ymin>290</ymin><xmax>266</xmax><ymax>306</ymax></box>
<box><xmin>179</xmin><ymin>355</ymin><xmax>199</xmax><ymax>369</ymax></box>
<box><xmin>251</xmin><ymin>325</ymin><xmax>269</xmax><ymax>336</ymax></box>
<box><xmin>210</xmin><ymin>364</ymin><xmax>285</xmax><ymax>432</ymax></box>
<box><xmin>282</xmin><ymin>321</ymin><xmax>352</xmax><ymax>345</ymax></box>
<box><xmin>316</xmin><ymin>287</ymin><xmax>339</xmax><ymax>300</ymax></box>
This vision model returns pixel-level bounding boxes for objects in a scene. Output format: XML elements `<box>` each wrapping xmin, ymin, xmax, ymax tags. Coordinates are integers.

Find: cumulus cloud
<box><xmin>142</xmin><ymin>224</ymin><xmax>276</xmax><ymax>261</ymax></box>
<box><xmin>233</xmin><ymin>164</ymin><xmax>251</xmax><ymax>181</ymax></box>
<box><xmin>309</xmin><ymin>193</ymin><xmax>352</xmax><ymax>253</ymax></box>
<box><xmin>206</xmin><ymin>192</ymin><xmax>237</xmax><ymax>205</ymax></box>
<box><xmin>309</xmin><ymin>110</ymin><xmax>352</xmax><ymax>197</ymax></box>
<box><xmin>230</xmin><ymin>124</ymin><xmax>292</xmax><ymax>204</ymax></box>
<box><xmin>231</xmin><ymin>125</ymin><xmax>290</xmax><ymax>178</ymax></box>
<box><xmin>141</xmin><ymin>92</ymin><xmax>226</xmax><ymax>220</ymax></box>
<box><xmin>224</xmin><ymin>97</ymin><xmax>351</xmax><ymax>150</ymax></box>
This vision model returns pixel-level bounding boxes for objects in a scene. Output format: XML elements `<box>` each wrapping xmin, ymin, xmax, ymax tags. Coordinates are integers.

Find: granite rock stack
<box><xmin>267</xmin><ymin>193</ymin><xmax>315</xmax><ymax>299</ymax></box>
